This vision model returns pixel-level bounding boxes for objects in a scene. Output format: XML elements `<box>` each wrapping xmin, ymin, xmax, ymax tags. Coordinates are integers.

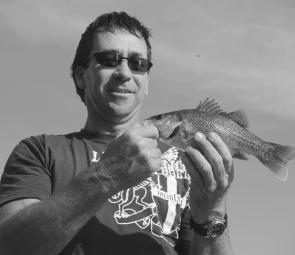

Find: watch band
<box><xmin>191</xmin><ymin>214</ymin><xmax>228</xmax><ymax>238</ymax></box>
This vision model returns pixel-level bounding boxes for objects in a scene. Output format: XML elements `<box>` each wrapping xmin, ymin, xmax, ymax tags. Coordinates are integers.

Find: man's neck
<box><xmin>83</xmin><ymin>114</ymin><xmax>140</xmax><ymax>137</ymax></box>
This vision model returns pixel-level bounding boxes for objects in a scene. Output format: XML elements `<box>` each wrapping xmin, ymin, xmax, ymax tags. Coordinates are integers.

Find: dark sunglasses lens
<box><xmin>94</xmin><ymin>52</ymin><xmax>119</xmax><ymax>67</ymax></box>
<box><xmin>128</xmin><ymin>58</ymin><xmax>150</xmax><ymax>72</ymax></box>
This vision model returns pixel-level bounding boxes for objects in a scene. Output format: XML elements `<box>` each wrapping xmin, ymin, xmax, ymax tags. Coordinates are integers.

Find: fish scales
<box><xmin>184</xmin><ymin>110</ymin><xmax>268</xmax><ymax>158</ymax></box>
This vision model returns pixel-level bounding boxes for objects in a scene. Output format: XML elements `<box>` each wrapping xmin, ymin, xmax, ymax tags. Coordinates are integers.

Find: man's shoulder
<box><xmin>22</xmin><ymin>130</ymin><xmax>84</xmax><ymax>143</ymax></box>
<box><xmin>14</xmin><ymin>131</ymin><xmax>85</xmax><ymax>153</ymax></box>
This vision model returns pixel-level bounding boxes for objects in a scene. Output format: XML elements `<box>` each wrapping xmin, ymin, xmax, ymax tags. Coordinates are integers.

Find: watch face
<box><xmin>207</xmin><ymin>222</ymin><xmax>226</xmax><ymax>238</ymax></box>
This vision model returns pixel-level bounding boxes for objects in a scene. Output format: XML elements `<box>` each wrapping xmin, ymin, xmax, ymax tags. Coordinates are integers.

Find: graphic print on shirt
<box><xmin>107</xmin><ymin>147</ymin><xmax>191</xmax><ymax>245</ymax></box>
<box><xmin>91</xmin><ymin>151</ymin><xmax>101</xmax><ymax>162</ymax></box>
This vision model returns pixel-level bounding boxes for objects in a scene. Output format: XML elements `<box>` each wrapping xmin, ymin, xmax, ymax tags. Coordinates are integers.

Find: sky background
<box><xmin>1</xmin><ymin>0</ymin><xmax>295</xmax><ymax>254</ymax></box>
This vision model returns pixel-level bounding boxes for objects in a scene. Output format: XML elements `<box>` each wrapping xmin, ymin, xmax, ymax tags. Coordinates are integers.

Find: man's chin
<box><xmin>107</xmin><ymin>105</ymin><xmax>141</xmax><ymax>123</ymax></box>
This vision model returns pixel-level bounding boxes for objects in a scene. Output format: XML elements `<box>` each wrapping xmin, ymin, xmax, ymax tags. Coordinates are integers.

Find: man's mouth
<box><xmin>109</xmin><ymin>88</ymin><xmax>135</xmax><ymax>94</ymax></box>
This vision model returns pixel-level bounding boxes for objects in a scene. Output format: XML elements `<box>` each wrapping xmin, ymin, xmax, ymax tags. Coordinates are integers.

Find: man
<box><xmin>0</xmin><ymin>12</ymin><xmax>234</xmax><ymax>255</ymax></box>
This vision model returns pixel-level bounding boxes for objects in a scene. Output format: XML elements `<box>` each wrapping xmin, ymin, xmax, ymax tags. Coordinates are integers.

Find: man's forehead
<box><xmin>95</xmin><ymin>27</ymin><xmax>142</xmax><ymax>37</ymax></box>
<box><xmin>91</xmin><ymin>30</ymin><xmax>147</xmax><ymax>55</ymax></box>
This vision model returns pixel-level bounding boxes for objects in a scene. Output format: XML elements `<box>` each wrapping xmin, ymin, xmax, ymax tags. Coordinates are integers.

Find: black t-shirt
<box><xmin>0</xmin><ymin>130</ymin><xmax>192</xmax><ymax>255</ymax></box>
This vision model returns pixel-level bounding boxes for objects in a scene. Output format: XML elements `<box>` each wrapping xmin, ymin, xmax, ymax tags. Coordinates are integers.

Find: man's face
<box><xmin>79</xmin><ymin>30</ymin><xmax>150</xmax><ymax>124</ymax></box>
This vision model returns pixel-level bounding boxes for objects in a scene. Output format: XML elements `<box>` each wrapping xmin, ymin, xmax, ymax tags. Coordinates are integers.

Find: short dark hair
<box><xmin>71</xmin><ymin>11</ymin><xmax>152</xmax><ymax>102</ymax></box>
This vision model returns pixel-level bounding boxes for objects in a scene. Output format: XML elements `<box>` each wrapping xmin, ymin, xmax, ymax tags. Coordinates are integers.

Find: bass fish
<box><xmin>146</xmin><ymin>98</ymin><xmax>295</xmax><ymax>181</ymax></box>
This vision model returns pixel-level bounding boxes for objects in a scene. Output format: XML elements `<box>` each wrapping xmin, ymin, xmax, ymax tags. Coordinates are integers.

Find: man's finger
<box><xmin>143</xmin><ymin>138</ymin><xmax>158</xmax><ymax>148</ymax></box>
<box><xmin>192</xmin><ymin>132</ymin><xmax>226</xmax><ymax>183</ymax></box>
<box><xmin>207</xmin><ymin>132</ymin><xmax>233</xmax><ymax>174</ymax></box>
<box><xmin>185</xmin><ymin>146</ymin><xmax>216</xmax><ymax>192</ymax></box>
<box><xmin>137</xmin><ymin>125</ymin><xmax>159</xmax><ymax>139</ymax></box>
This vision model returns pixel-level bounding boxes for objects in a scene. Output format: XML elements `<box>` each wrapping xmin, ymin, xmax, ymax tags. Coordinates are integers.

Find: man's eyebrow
<box><xmin>99</xmin><ymin>49</ymin><xmax>119</xmax><ymax>53</ymax></box>
<box><xmin>128</xmin><ymin>52</ymin><xmax>145</xmax><ymax>58</ymax></box>
<box><xmin>97</xmin><ymin>49</ymin><xmax>146</xmax><ymax>58</ymax></box>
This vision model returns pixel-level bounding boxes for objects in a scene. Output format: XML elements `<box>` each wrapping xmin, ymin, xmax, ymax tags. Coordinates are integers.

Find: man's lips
<box><xmin>108</xmin><ymin>88</ymin><xmax>135</xmax><ymax>94</ymax></box>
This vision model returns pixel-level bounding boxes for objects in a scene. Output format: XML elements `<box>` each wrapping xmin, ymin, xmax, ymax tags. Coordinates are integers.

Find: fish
<box><xmin>146</xmin><ymin>98</ymin><xmax>295</xmax><ymax>181</ymax></box>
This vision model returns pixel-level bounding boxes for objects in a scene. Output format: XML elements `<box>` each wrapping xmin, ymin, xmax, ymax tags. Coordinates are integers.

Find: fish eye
<box><xmin>154</xmin><ymin>115</ymin><xmax>162</xmax><ymax>120</ymax></box>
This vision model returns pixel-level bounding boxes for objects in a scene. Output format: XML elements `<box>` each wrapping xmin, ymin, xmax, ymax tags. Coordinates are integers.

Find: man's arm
<box><xmin>0</xmin><ymin>167</ymin><xmax>109</xmax><ymax>255</ymax></box>
<box><xmin>184</xmin><ymin>132</ymin><xmax>234</xmax><ymax>255</ymax></box>
<box><xmin>191</xmin><ymin>228</ymin><xmax>233</xmax><ymax>254</ymax></box>
<box><xmin>0</xmin><ymin>125</ymin><xmax>162</xmax><ymax>255</ymax></box>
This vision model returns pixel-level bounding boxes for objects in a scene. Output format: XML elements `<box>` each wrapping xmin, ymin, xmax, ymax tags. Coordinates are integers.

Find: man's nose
<box><xmin>113</xmin><ymin>59</ymin><xmax>132</xmax><ymax>81</ymax></box>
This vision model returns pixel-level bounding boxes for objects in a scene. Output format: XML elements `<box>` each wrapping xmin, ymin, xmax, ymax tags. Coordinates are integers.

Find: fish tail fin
<box><xmin>258</xmin><ymin>142</ymin><xmax>295</xmax><ymax>181</ymax></box>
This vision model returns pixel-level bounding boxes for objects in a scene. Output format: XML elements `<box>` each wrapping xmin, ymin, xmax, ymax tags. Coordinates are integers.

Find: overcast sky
<box><xmin>1</xmin><ymin>1</ymin><xmax>295</xmax><ymax>254</ymax></box>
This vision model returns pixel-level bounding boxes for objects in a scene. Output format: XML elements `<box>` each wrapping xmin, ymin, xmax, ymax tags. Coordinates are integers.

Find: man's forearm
<box><xmin>191</xmin><ymin>228</ymin><xmax>234</xmax><ymax>255</ymax></box>
<box><xmin>0</xmin><ymin>166</ymin><xmax>111</xmax><ymax>255</ymax></box>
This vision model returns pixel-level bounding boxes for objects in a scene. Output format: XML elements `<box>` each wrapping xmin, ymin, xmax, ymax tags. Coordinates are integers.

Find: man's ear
<box><xmin>75</xmin><ymin>66</ymin><xmax>86</xmax><ymax>89</ymax></box>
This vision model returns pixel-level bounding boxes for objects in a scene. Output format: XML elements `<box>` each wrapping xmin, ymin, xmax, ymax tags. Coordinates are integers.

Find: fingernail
<box><xmin>208</xmin><ymin>132</ymin><xmax>217</xmax><ymax>140</ymax></box>
<box><xmin>195</xmin><ymin>132</ymin><xmax>204</xmax><ymax>140</ymax></box>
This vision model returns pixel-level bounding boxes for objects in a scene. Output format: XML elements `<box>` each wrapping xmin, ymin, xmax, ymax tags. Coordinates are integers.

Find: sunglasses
<box><xmin>90</xmin><ymin>51</ymin><xmax>153</xmax><ymax>73</ymax></box>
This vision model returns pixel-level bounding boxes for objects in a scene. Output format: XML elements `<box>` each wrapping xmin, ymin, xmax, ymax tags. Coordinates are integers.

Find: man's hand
<box><xmin>96</xmin><ymin>124</ymin><xmax>162</xmax><ymax>194</ymax></box>
<box><xmin>184</xmin><ymin>132</ymin><xmax>234</xmax><ymax>223</ymax></box>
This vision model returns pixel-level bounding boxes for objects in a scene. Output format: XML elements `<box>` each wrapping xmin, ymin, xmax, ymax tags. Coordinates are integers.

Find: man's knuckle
<box><xmin>219</xmin><ymin>178</ymin><xmax>228</xmax><ymax>189</ymax></box>
<box><xmin>223</xmin><ymin>155</ymin><xmax>232</xmax><ymax>165</ymax></box>
<box><xmin>208</xmin><ymin>181</ymin><xmax>217</xmax><ymax>193</ymax></box>
<box><xmin>201</xmin><ymin>163</ymin><xmax>212</xmax><ymax>176</ymax></box>
<box><xmin>214</xmin><ymin>155</ymin><xmax>224</xmax><ymax>168</ymax></box>
<box><xmin>122</xmin><ymin>132</ymin><xmax>135</xmax><ymax>144</ymax></box>
<box><xmin>155</xmin><ymin>148</ymin><xmax>162</xmax><ymax>157</ymax></box>
<box><xmin>136</xmin><ymin>138</ymin><xmax>145</xmax><ymax>148</ymax></box>
<box><xmin>138</xmin><ymin>146</ymin><xmax>148</xmax><ymax>156</ymax></box>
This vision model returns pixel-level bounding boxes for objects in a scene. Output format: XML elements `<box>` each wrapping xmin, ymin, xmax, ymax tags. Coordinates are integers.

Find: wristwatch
<box><xmin>191</xmin><ymin>214</ymin><xmax>227</xmax><ymax>239</ymax></box>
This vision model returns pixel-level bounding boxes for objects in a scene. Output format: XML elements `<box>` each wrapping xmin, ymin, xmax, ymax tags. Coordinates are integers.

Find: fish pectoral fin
<box><xmin>232</xmin><ymin>151</ymin><xmax>249</xmax><ymax>160</ymax></box>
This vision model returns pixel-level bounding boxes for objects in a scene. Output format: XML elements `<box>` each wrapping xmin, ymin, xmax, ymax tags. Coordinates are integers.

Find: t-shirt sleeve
<box><xmin>0</xmin><ymin>136</ymin><xmax>52</xmax><ymax>206</ymax></box>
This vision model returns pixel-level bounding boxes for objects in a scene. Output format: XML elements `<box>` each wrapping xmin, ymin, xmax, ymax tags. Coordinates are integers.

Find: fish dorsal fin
<box><xmin>197</xmin><ymin>98</ymin><xmax>249</xmax><ymax>128</ymax></box>
<box><xmin>196</xmin><ymin>98</ymin><xmax>226</xmax><ymax>114</ymax></box>
<box><xmin>223</xmin><ymin>110</ymin><xmax>249</xmax><ymax>128</ymax></box>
